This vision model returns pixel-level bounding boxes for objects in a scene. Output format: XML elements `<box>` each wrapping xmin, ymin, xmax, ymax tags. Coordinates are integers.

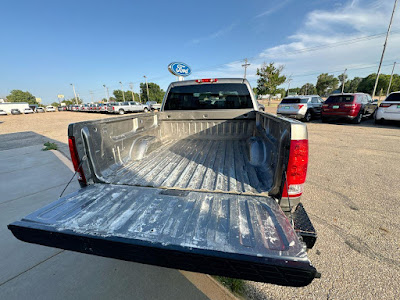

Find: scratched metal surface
<box><xmin>106</xmin><ymin>138</ymin><xmax>274</xmax><ymax>195</ymax></box>
<box><xmin>20</xmin><ymin>184</ymin><xmax>308</xmax><ymax>262</ymax></box>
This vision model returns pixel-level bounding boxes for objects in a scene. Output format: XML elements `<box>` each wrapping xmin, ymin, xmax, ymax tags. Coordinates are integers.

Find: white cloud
<box><xmin>255</xmin><ymin>0</ymin><xmax>292</xmax><ymax>18</ymax></box>
<box><xmin>192</xmin><ymin>0</ymin><xmax>400</xmax><ymax>89</ymax></box>
<box><xmin>189</xmin><ymin>23</ymin><xmax>236</xmax><ymax>45</ymax></box>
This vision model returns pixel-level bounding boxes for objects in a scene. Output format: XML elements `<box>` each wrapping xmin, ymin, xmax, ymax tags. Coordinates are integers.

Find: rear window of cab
<box><xmin>280</xmin><ymin>98</ymin><xmax>308</xmax><ymax>104</ymax></box>
<box><xmin>325</xmin><ymin>95</ymin><xmax>354</xmax><ymax>103</ymax></box>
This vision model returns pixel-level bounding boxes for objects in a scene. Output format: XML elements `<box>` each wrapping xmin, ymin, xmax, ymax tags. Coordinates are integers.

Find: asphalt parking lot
<box><xmin>1</xmin><ymin>111</ymin><xmax>400</xmax><ymax>299</ymax></box>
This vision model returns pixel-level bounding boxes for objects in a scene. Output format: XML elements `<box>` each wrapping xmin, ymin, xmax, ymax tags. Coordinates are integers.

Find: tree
<box><xmin>338</xmin><ymin>72</ymin><xmax>348</xmax><ymax>91</ymax></box>
<box><xmin>139</xmin><ymin>82</ymin><xmax>165</xmax><ymax>103</ymax></box>
<box><xmin>51</xmin><ymin>102</ymin><xmax>59</xmax><ymax>107</ymax></box>
<box><xmin>112</xmin><ymin>90</ymin><xmax>140</xmax><ymax>102</ymax></box>
<box><xmin>286</xmin><ymin>87</ymin><xmax>301</xmax><ymax>96</ymax></box>
<box><xmin>7</xmin><ymin>90</ymin><xmax>37</xmax><ymax>104</ymax></box>
<box><xmin>357</xmin><ymin>73</ymin><xmax>390</xmax><ymax>94</ymax></box>
<box><xmin>299</xmin><ymin>83</ymin><xmax>316</xmax><ymax>95</ymax></box>
<box><xmin>256</xmin><ymin>62</ymin><xmax>286</xmax><ymax>104</ymax></box>
<box><xmin>316</xmin><ymin>73</ymin><xmax>339</xmax><ymax>96</ymax></box>
<box><xmin>344</xmin><ymin>77</ymin><xmax>362</xmax><ymax>93</ymax></box>
<box><xmin>62</xmin><ymin>98</ymin><xmax>83</xmax><ymax>106</ymax></box>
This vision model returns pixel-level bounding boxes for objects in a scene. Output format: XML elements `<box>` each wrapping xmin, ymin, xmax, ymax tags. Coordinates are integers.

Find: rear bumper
<box><xmin>321</xmin><ymin>113</ymin><xmax>355</xmax><ymax>120</ymax></box>
<box><xmin>375</xmin><ymin>108</ymin><xmax>400</xmax><ymax>121</ymax></box>
<box><xmin>277</xmin><ymin>113</ymin><xmax>305</xmax><ymax>120</ymax></box>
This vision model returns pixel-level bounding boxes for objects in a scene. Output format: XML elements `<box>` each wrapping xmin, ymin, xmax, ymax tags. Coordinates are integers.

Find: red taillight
<box><xmin>112</xmin><ymin>106</ymin><xmax>115</xmax><ymax>110</ymax></box>
<box><xmin>298</xmin><ymin>104</ymin><xmax>304</xmax><ymax>109</ymax></box>
<box><xmin>380</xmin><ymin>103</ymin><xmax>391</xmax><ymax>107</ymax></box>
<box><xmin>282</xmin><ymin>140</ymin><xmax>308</xmax><ymax>198</ymax></box>
<box><xmin>344</xmin><ymin>104</ymin><xmax>356</xmax><ymax>108</ymax></box>
<box><xmin>68</xmin><ymin>136</ymin><xmax>87</xmax><ymax>186</ymax></box>
<box><xmin>195</xmin><ymin>78</ymin><xmax>218</xmax><ymax>83</ymax></box>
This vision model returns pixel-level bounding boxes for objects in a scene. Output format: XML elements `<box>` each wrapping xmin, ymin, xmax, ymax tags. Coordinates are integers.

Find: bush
<box><xmin>42</xmin><ymin>142</ymin><xmax>58</xmax><ymax>151</ymax></box>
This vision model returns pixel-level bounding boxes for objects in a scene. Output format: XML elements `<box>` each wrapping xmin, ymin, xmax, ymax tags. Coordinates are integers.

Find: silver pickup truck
<box><xmin>9</xmin><ymin>78</ymin><xmax>318</xmax><ymax>287</ymax></box>
<box><xmin>108</xmin><ymin>101</ymin><xmax>151</xmax><ymax>114</ymax></box>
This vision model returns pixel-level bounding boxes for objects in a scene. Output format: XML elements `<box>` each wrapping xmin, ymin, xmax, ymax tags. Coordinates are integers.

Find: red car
<box><xmin>321</xmin><ymin>93</ymin><xmax>377</xmax><ymax>123</ymax></box>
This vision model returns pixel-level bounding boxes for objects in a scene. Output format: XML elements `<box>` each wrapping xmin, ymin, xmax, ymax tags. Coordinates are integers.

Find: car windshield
<box><xmin>280</xmin><ymin>98</ymin><xmax>308</xmax><ymax>104</ymax></box>
<box><xmin>325</xmin><ymin>95</ymin><xmax>354</xmax><ymax>103</ymax></box>
<box><xmin>385</xmin><ymin>93</ymin><xmax>400</xmax><ymax>102</ymax></box>
<box><xmin>164</xmin><ymin>83</ymin><xmax>253</xmax><ymax>110</ymax></box>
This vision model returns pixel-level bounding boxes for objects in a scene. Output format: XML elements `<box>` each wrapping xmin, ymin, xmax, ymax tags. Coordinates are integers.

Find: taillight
<box><xmin>195</xmin><ymin>78</ymin><xmax>218</xmax><ymax>83</ymax></box>
<box><xmin>68</xmin><ymin>136</ymin><xmax>87</xmax><ymax>186</ymax></box>
<box><xmin>298</xmin><ymin>104</ymin><xmax>304</xmax><ymax>109</ymax></box>
<box><xmin>112</xmin><ymin>106</ymin><xmax>115</xmax><ymax>110</ymax></box>
<box><xmin>282</xmin><ymin>140</ymin><xmax>308</xmax><ymax>198</ymax></box>
<box><xmin>380</xmin><ymin>103</ymin><xmax>391</xmax><ymax>107</ymax></box>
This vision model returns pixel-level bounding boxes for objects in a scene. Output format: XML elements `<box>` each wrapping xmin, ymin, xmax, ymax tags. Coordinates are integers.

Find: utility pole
<box><xmin>90</xmin><ymin>91</ymin><xmax>94</xmax><ymax>103</ymax></box>
<box><xmin>372</xmin><ymin>0</ymin><xmax>398</xmax><ymax>99</ymax></box>
<box><xmin>143</xmin><ymin>76</ymin><xmax>150</xmax><ymax>102</ymax></box>
<box><xmin>386</xmin><ymin>62</ymin><xmax>396</xmax><ymax>96</ymax></box>
<box><xmin>129</xmin><ymin>83</ymin><xmax>135</xmax><ymax>102</ymax></box>
<box><xmin>341</xmin><ymin>68</ymin><xmax>347</xmax><ymax>93</ymax></box>
<box><xmin>103</xmin><ymin>84</ymin><xmax>110</xmax><ymax>102</ymax></box>
<box><xmin>70</xmin><ymin>83</ymin><xmax>78</xmax><ymax>104</ymax></box>
<box><xmin>287</xmin><ymin>78</ymin><xmax>292</xmax><ymax>96</ymax></box>
<box><xmin>77</xmin><ymin>93</ymin><xmax>81</xmax><ymax>103</ymax></box>
<box><xmin>242</xmin><ymin>58</ymin><xmax>250</xmax><ymax>79</ymax></box>
<box><xmin>119</xmin><ymin>81</ymin><xmax>125</xmax><ymax>101</ymax></box>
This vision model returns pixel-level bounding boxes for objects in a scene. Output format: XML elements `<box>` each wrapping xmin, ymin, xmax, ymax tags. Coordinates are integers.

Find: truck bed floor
<box><xmin>107</xmin><ymin>138</ymin><xmax>272</xmax><ymax>194</ymax></box>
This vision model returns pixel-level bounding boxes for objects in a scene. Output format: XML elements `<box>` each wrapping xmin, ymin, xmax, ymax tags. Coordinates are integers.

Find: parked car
<box><xmin>0</xmin><ymin>109</ymin><xmax>7</xmax><ymax>115</ymax></box>
<box><xmin>9</xmin><ymin>78</ymin><xmax>318</xmax><ymax>287</ymax></box>
<box><xmin>23</xmin><ymin>108</ymin><xmax>34</xmax><ymax>114</ymax></box>
<box><xmin>36</xmin><ymin>107</ymin><xmax>45</xmax><ymax>113</ymax></box>
<box><xmin>109</xmin><ymin>101</ymin><xmax>151</xmax><ymax>114</ymax></box>
<box><xmin>146</xmin><ymin>101</ymin><xmax>161</xmax><ymax>111</ymax></box>
<box><xmin>99</xmin><ymin>103</ymin><xmax>110</xmax><ymax>113</ymax></box>
<box><xmin>321</xmin><ymin>93</ymin><xmax>377</xmax><ymax>123</ymax></box>
<box><xmin>46</xmin><ymin>106</ymin><xmax>56</xmax><ymax>112</ymax></box>
<box><xmin>375</xmin><ymin>91</ymin><xmax>400</xmax><ymax>124</ymax></box>
<box><xmin>11</xmin><ymin>109</ymin><xmax>21</xmax><ymax>115</ymax></box>
<box><xmin>277</xmin><ymin>95</ymin><xmax>323</xmax><ymax>122</ymax></box>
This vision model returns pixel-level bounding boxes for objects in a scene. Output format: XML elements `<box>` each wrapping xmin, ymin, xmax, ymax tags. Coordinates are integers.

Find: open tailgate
<box><xmin>8</xmin><ymin>184</ymin><xmax>317</xmax><ymax>287</ymax></box>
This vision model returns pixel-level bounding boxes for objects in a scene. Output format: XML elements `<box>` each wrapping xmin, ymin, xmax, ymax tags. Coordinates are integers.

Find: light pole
<box><xmin>386</xmin><ymin>62</ymin><xmax>396</xmax><ymax>96</ymax></box>
<box><xmin>119</xmin><ymin>81</ymin><xmax>125</xmax><ymax>102</ymax></box>
<box><xmin>103</xmin><ymin>84</ymin><xmax>110</xmax><ymax>102</ymax></box>
<box><xmin>70</xmin><ymin>83</ymin><xmax>78</xmax><ymax>104</ymax></box>
<box><xmin>242</xmin><ymin>58</ymin><xmax>250</xmax><ymax>79</ymax></box>
<box><xmin>372</xmin><ymin>0</ymin><xmax>398</xmax><ymax>99</ymax></box>
<box><xmin>341</xmin><ymin>68</ymin><xmax>347</xmax><ymax>93</ymax></box>
<box><xmin>129</xmin><ymin>83</ymin><xmax>135</xmax><ymax>102</ymax></box>
<box><xmin>143</xmin><ymin>75</ymin><xmax>150</xmax><ymax>102</ymax></box>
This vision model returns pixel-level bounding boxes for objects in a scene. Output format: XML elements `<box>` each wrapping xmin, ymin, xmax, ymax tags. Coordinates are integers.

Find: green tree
<box><xmin>62</xmin><ymin>98</ymin><xmax>83</xmax><ymax>106</ymax></box>
<box><xmin>51</xmin><ymin>102</ymin><xmax>59</xmax><ymax>107</ymax></box>
<box><xmin>338</xmin><ymin>72</ymin><xmax>348</xmax><ymax>91</ymax></box>
<box><xmin>316</xmin><ymin>73</ymin><xmax>339</xmax><ymax>96</ymax></box>
<box><xmin>343</xmin><ymin>77</ymin><xmax>362</xmax><ymax>93</ymax></box>
<box><xmin>112</xmin><ymin>90</ymin><xmax>140</xmax><ymax>102</ymax></box>
<box><xmin>7</xmin><ymin>90</ymin><xmax>37</xmax><ymax>104</ymax></box>
<box><xmin>357</xmin><ymin>73</ymin><xmax>390</xmax><ymax>94</ymax></box>
<box><xmin>299</xmin><ymin>83</ymin><xmax>317</xmax><ymax>95</ymax></box>
<box><xmin>139</xmin><ymin>82</ymin><xmax>165</xmax><ymax>103</ymax></box>
<box><xmin>287</xmin><ymin>87</ymin><xmax>301</xmax><ymax>96</ymax></box>
<box><xmin>256</xmin><ymin>62</ymin><xmax>286</xmax><ymax>104</ymax></box>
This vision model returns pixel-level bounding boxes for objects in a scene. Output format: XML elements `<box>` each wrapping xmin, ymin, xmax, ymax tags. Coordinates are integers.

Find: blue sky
<box><xmin>1</xmin><ymin>0</ymin><xmax>399</xmax><ymax>103</ymax></box>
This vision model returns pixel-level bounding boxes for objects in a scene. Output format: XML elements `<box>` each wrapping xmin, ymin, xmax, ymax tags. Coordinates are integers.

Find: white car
<box><xmin>0</xmin><ymin>109</ymin><xmax>7</xmax><ymax>115</ymax></box>
<box><xmin>46</xmin><ymin>106</ymin><xmax>56</xmax><ymax>112</ymax></box>
<box><xmin>375</xmin><ymin>92</ymin><xmax>400</xmax><ymax>124</ymax></box>
<box><xmin>24</xmin><ymin>108</ymin><xmax>34</xmax><ymax>114</ymax></box>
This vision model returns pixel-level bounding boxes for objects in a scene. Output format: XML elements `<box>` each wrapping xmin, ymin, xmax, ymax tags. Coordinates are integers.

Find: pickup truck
<box><xmin>109</xmin><ymin>101</ymin><xmax>151</xmax><ymax>114</ymax></box>
<box><xmin>8</xmin><ymin>78</ymin><xmax>318</xmax><ymax>287</ymax></box>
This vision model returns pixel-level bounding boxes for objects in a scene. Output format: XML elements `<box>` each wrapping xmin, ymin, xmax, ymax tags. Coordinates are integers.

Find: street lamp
<box><xmin>119</xmin><ymin>81</ymin><xmax>125</xmax><ymax>102</ymax></box>
<box><xmin>143</xmin><ymin>75</ymin><xmax>150</xmax><ymax>102</ymax></box>
<box><xmin>103</xmin><ymin>84</ymin><xmax>110</xmax><ymax>103</ymax></box>
<box><xmin>70</xmin><ymin>83</ymin><xmax>78</xmax><ymax>104</ymax></box>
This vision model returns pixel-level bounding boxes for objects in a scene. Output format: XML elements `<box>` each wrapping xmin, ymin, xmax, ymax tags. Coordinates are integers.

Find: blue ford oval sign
<box><xmin>168</xmin><ymin>62</ymin><xmax>192</xmax><ymax>77</ymax></box>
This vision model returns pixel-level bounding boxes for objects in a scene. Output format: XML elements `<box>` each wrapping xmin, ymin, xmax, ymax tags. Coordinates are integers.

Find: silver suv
<box><xmin>277</xmin><ymin>95</ymin><xmax>324</xmax><ymax>122</ymax></box>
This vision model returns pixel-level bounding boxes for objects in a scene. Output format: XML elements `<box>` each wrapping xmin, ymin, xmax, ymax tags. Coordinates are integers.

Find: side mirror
<box><xmin>373</xmin><ymin>99</ymin><xmax>378</xmax><ymax>103</ymax></box>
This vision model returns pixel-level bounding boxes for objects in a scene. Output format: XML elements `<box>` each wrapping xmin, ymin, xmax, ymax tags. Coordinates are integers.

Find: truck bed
<box><xmin>106</xmin><ymin>138</ymin><xmax>272</xmax><ymax>195</ymax></box>
<box><xmin>9</xmin><ymin>184</ymin><xmax>316</xmax><ymax>286</ymax></box>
